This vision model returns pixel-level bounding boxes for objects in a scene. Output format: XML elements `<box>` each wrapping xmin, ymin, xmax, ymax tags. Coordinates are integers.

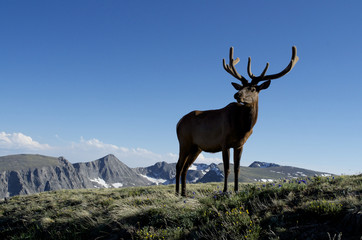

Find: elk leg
<box><xmin>176</xmin><ymin>151</ymin><xmax>188</xmax><ymax>196</ymax></box>
<box><xmin>222</xmin><ymin>148</ymin><xmax>230</xmax><ymax>192</ymax></box>
<box><xmin>233</xmin><ymin>147</ymin><xmax>243</xmax><ymax>192</ymax></box>
<box><xmin>180</xmin><ymin>149</ymin><xmax>201</xmax><ymax>197</ymax></box>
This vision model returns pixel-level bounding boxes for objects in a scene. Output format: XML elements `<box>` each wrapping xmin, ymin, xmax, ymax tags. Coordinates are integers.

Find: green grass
<box><xmin>0</xmin><ymin>154</ymin><xmax>60</xmax><ymax>171</ymax></box>
<box><xmin>0</xmin><ymin>175</ymin><xmax>361</xmax><ymax>239</ymax></box>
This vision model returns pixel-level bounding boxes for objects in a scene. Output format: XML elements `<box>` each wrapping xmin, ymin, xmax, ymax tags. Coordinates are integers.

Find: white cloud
<box><xmin>77</xmin><ymin>137</ymin><xmax>120</xmax><ymax>151</ymax></box>
<box><xmin>0</xmin><ymin>132</ymin><xmax>222</xmax><ymax>168</ymax></box>
<box><xmin>167</xmin><ymin>152</ymin><xmax>178</xmax><ymax>161</ymax></box>
<box><xmin>0</xmin><ymin>132</ymin><xmax>51</xmax><ymax>150</ymax></box>
<box><xmin>62</xmin><ymin>137</ymin><xmax>167</xmax><ymax>167</ymax></box>
<box><xmin>164</xmin><ymin>152</ymin><xmax>222</xmax><ymax>164</ymax></box>
<box><xmin>197</xmin><ymin>153</ymin><xmax>222</xmax><ymax>165</ymax></box>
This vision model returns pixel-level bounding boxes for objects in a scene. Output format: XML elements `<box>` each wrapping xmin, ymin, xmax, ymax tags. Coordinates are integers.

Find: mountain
<box><xmin>0</xmin><ymin>154</ymin><xmax>333</xmax><ymax>199</ymax></box>
<box><xmin>73</xmin><ymin>154</ymin><xmax>150</xmax><ymax>188</ymax></box>
<box><xmin>217</xmin><ymin>162</ymin><xmax>332</xmax><ymax>183</ymax></box>
<box><xmin>196</xmin><ymin>164</ymin><xmax>224</xmax><ymax>183</ymax></box>
<box><xmin>134</xmin><ymin>162</ymin><xmax>224</xmax><ymax>185</ymax></box>
<box><xmin>249</xmin><ymin>161</ymin><xmax>280</xmax><ymax>168</ymax></box>
<box><xmin>0</xmin><ymin>154</ymin><xmax>61</xmax><ymax>172</ymax></box>
<box><xmin>0</xmin><ymin>154</ymin><xmax>152</xmax><ymax>199</ymax></box>
<box><xmin>135</xmin><ymin>161</ymin><xmax>331</xmax><ymax>186</ymax></box>
<box><xmin>134</xmin><ymin>161</ymin><xmax>177</xmax><ymax>185</ymax></box>
<box><xmin>0</xmin><ymin>155</ymin><xmax>88</xmax><ymax>198</ymax></box>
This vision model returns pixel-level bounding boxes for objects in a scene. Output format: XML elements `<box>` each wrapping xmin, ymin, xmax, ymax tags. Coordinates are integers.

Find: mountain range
<box><xmin>0</xmin><ymin>154</ymin><xmax>332</xmax><ymax>199</ymax></box>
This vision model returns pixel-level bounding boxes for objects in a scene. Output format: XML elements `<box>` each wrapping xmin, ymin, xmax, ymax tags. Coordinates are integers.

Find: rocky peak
<box><xmin>249</xmin><ymin>161</ymin><xmax>280</xmax><ymax>168</ymax></box>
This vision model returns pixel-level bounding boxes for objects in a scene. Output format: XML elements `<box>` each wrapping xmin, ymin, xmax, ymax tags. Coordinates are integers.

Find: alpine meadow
<box><xmin>1</xmin><ymin>175</ymin><xmax>361</xmax><ymax>239</ymax></box>
<box><xmin>1</xmin><ymin>1</ymin><xmax>362</xmax><ymax>240</ymax></box>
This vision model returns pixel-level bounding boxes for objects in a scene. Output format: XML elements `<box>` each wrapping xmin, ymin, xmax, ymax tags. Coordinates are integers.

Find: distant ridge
<box><xmin>0</xmin><ymin>154</ymin><xmax>152</xmax><ymax>198</ymax></box>
<box><xmin>249</xmin><ymin>161</ymin><xmax>280</xmax><ymax>168</ymax></box>
<box><xmin>0</xmin><ymin>154</ymin><xmax>60</xmax><ymax>172</ymax></box>
<box><xmin>0</xmin><ymin>154</ymin><xmax>333</xmax><ymax>198</ymax></box>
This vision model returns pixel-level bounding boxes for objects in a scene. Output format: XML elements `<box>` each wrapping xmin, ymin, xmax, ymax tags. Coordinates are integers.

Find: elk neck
<box><xmin>241</xmin><ymin>97</ymin><xmax>259</xmax><ymax>131</ymax></box>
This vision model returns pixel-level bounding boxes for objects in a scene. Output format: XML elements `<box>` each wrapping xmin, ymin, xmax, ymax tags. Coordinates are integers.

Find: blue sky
<box><xmin>1</xmin><ymin>1</ymin><xmax>361</xmax><ymax>174</ymax></box>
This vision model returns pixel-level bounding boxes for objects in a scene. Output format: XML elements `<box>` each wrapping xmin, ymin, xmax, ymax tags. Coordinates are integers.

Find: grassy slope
<box><xmin>0</xmin><ymin>154</ymin><xmax>60</xmax><ymax>172</ymax></box>
<box><xmin>0</xmin><ymin>175</ymin><xmax>361</xmax><ymax>240</ymax></box>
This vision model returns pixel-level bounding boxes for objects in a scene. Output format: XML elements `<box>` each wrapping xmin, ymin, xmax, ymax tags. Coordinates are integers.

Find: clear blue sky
<box><xmin>1</xmin><ymin>1</ymin><xmax>361</xmax><ymax>174</ymax></box>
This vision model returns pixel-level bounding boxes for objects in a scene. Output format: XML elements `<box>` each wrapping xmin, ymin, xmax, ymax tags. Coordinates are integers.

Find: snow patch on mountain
<box><xmin>321</xmin><ymin>173</ymin><xmax>332</xmax><ymax>177</ymax></box>
<box><xmin>112</xmin><ymin>183</ymin><xmax>123</xmax><ymax>188</ymax></box>
<box><xmin>259</xmin><ymin>179</ymin><xmax>274</xmax><ymax>182</ymax></box>
<box><xmin>296</xmin><ymin>171</ymin><xmax>307</xmax><ymax>177</ymax></box>
<box><xmin>90</xmin><ymin>177</ymin><xmax>110</xmax><ymax>188</ymax></box>
<box><xmin>89</xmin><ymin>178</ymin><xmax>124</xmax><ymax>188</ymax></box>
<box><xmin>189</xmin><ymin>163</ymin><xmax>210</xmax><ymax>171</ymax></box>
<box><xmin>139</xmin><ymin>174</ymin><xmax>168</xmax><ymax>185</ymax></box>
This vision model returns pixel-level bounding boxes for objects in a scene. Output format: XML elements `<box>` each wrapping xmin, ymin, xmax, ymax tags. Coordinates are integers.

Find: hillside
<box><xmin>0</xmin><ymin>154</ymin><xmax>60</xmax><ymax>172</ymax></box>
<box><xmin>0</xmin><ymin>175</ymin><xmax>361</xmax><ymax>239</ymax></box>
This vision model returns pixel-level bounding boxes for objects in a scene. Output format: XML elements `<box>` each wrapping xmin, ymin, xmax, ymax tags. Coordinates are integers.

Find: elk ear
<box><xmin>231</xmin><ymin>82</ymin><xmax>243</xmax><ymax>90</ymax></box>
<box><xmin>257</xmin><ymin>80</ymin><xmax>271</xmax><ymax>91</ymax></box>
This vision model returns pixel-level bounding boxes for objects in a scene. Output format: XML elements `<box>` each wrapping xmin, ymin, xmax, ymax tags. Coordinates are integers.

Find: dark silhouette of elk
<box><xmin>175</xmin><ymin>46</ymin><xmax>299</xmax><ymax>196</ymax></box>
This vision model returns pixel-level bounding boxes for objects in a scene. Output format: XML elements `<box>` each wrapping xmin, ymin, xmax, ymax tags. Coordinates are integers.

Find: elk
<box><xmin>175</xmin><ymin>46</ymin><xmax>299</xmax><ymax>197</ymax></box>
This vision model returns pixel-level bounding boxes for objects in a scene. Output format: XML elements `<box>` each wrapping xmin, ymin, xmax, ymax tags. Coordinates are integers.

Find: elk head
<box><xmin>223</xmin><ymin>46</ymin><xmax>299</xmax><ymax>105</ymax></box>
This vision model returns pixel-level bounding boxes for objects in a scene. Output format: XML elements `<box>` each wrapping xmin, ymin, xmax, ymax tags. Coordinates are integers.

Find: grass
<box><xmin>0</xmin><ymin>175</ymin><xmax>361</xmax><ymax>239</ymax></box>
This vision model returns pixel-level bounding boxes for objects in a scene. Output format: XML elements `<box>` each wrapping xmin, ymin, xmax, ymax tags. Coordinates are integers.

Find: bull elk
<box><xmin>175</xmin><ymin>46</ymin><xmax>299</xmax><ymax>196</ymax></box>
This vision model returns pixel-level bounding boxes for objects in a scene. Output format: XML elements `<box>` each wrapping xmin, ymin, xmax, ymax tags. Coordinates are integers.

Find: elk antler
<box><xmin>223</xmin><ymin>47</ymin><xmax>249</xmax><ymax>86</ymax></box>
<box><xmin>248</xmin><ymin>46</ymin><xmax>299</xmax><ymax>85</ymax></box>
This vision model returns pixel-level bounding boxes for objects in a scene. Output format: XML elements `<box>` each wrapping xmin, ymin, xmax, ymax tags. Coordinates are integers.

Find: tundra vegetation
<box><xmin>0</xmin><ymin>175</ymin><xmax>361</xmax><ymax>239</ymax></box>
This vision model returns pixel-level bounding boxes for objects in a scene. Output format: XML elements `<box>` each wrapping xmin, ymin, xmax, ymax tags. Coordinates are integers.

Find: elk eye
<box><xmin>251</xmin><ymin>88</ymin><xmax>256</xmax><ymax>92</ymax></box>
